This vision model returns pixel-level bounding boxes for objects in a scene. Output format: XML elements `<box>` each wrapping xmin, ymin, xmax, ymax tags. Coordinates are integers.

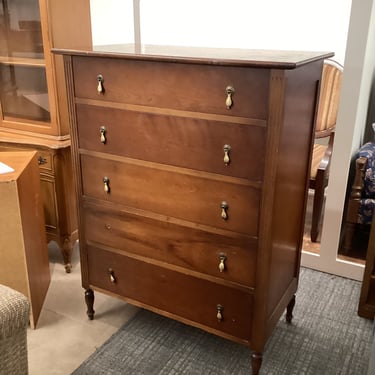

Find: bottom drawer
<box><xmin>87</xmin><ymin>245</ymin><xmax>253</xmax><ymax>341</ymax></box>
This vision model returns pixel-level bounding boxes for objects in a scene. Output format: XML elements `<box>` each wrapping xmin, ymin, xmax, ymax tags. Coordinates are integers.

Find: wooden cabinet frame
<box><xmin>0</xmin><ymin>0</ymin><xmax>92</xmax><ymax>271</ymax></box>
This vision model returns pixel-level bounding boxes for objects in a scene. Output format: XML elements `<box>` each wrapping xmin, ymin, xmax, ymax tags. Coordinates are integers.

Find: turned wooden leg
<box><xmin>251</xmin><ymin>352</ymin><xmax>262</xmax><ymax>375</ymax></box>
<box><xmin>85</xmin><ymin>289</ymin><xmax>95</xmax><ymax>320</ymax></box>
<box><xmin>286</xmin><ymin>294</ymin><xmax>296</xmax><ymax>323</ymax></box>
<box><xmin>61</xmin><ymin>237</ymin><xmax>73</xmax><ymax>273</ymax></box>
<box><xmin>55</xmin><ymin>235</ymin><xmax>74</xmax><ymax>273</ymax></box>
<box><xmin>343</xmin><ymin>222</ymin><xmax>356</xmax><ymax>255</ymax></box>
<box><xmin>311</xmin><ymin>189</ymin><xmax>325</xmax><ymax>242</ymax></box>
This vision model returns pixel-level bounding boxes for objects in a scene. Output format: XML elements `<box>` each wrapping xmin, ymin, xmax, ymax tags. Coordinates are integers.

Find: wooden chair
<box><xmin>309</xmin><ymin>59</ymin><xmax>343</xmax><ymax>242</ymax></box>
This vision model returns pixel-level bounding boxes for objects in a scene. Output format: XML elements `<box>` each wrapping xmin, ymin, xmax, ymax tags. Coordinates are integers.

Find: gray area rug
<box><xmin>72</xmin><ymin>268</ymin><xmax>374</xmax><ymax>374</ymax></box>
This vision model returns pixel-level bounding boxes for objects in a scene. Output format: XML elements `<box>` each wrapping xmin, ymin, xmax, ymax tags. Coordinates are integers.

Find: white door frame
<box><xmin>302</xmin><ymin>0</ymin><xmax>375</xmax><ymax>281</ymax></box>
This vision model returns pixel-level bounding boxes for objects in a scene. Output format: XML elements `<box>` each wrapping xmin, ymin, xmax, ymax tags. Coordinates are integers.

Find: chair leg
<box><xmin>342</xmin><ymin>222</ymin><xmax>356</xmax><ymax>254</ymax></box>
<box><xmin>311</xmin><ymin>173</ymin><xmax>327</xmax><ymax>242</ymax></box>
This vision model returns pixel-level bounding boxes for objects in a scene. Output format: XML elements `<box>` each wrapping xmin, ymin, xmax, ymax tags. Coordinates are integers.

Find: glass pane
<box><xmin>0</xmin><ymin>0</ymin><xmax>43</xmax><ymax>59</ymax></box>
<box><xmin>0</xmin><ymin>64</ymin><xmax>50</xmax><ymax>122</ymax></box>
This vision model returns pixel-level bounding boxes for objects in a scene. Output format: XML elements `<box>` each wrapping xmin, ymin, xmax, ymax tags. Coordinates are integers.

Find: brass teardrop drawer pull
<box><xmin>216</xmin><ymin>304</ymin><xmax>223</xmax><ymax>321</ymax></box>
<box><xmin>218</xmin><ymin>254</ymin><xmax>227</xmax><ymax>272</ymax></box>
<box><xmin>100</xmin><ymin>126</ymin><xmax>107</xmax><ymax>144</ymax></box>
<box><xmin>225</xmin><ymin>86</ymin><xmax>235</xmax><ymax>109</ymax></box>
<box><xmin>97</xmin><ymin>74</ymin><xmax>104</xmax><ymax>94</ymax></box>
<box><xmin>220</xmin><ymin>201</ymin><xmax>229</xmax><ymax>220</ymax></box>
<box><xmin>223</xmin><ymin>144</ymin><xmax>231</xmax><ymax>166</ymax></box>
<box><xmin>108</xmin><ymin>268</ymin><xmax>116</xmax><ymax>283</ymax></box>
<box><xmin>103</xmin><ymin>176</ymin><xmax>110</xmax><ymax>193</ymax></box>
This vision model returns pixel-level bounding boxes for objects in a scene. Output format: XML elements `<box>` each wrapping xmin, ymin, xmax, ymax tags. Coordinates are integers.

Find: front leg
<box><xmin>251</xmin><ymin>352</ymin><xmax>262</xmax><ymax>375</ymax></box>
<box><xmin>61</xmin><ymin>236</ymin><xmax>73</xmax><ymax>273</ymax></box>
<box><xmin>286</xmin><ymin>294</ymin><xmax>296</xmax><ymax>323</ymax></box>
<box><xmin>84</xmin><ymin>288</ymin><xmax>95</xmax><ymax>320</ymax></box>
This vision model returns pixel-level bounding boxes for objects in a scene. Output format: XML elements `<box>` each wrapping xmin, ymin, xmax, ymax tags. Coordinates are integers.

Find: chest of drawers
<box><xmin>56</xmin><ymin>45</ymin><xmax>332</xmax><ymax>374</ymax></box>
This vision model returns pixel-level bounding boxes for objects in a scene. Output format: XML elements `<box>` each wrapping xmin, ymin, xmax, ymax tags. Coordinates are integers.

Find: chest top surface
<box><xmin>53</xmin><ymin>43</ymin><xmax>333</xmax><ymax>68</ymax></box>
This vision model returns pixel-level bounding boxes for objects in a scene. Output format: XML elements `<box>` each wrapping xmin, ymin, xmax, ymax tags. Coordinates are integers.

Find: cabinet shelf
<box><xmin>0</xmin><ymin>56</ymin><xmax>45</xmax><ymax>67</ymax></box>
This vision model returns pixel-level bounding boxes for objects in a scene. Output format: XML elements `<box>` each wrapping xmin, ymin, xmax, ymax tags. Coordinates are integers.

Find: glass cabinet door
<box><xmin>0</xmin><ymin>0</ymin><xmax>50</xmax><ymax>123</ymax></box>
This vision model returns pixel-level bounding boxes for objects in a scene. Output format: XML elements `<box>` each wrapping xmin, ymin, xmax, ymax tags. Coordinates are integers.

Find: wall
<box><xmin>91</xmin><ymin>0</ymin><xmax>375</xmax><ymax>279</ymax></box>
<box><xmin>90</xmin><ymin>0</ymin><xmax>352</xmax><ymax>64</ymax></box>
<box><xmin>312</xmin><ymin>0</ymin><xmax>375</xmax><ymax>280</ymax></box>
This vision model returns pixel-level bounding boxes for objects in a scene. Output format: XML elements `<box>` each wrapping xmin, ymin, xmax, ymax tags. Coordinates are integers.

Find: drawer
<box><xmin>87</xmin><ymin>245</ymin><xmax>253</xmax><ymax>341</ymax></box>
<box><xmin>80</xmin><ymin>154</ymin><xmax>260</xmax><ymax>236</ymax></box>
<box><xmin>72</xmin><ymin>56</ymin><xmax>269</xmax><ymax>119</ymax></box>
<box><xmin>36</xmin><ymin>151</ymin><xmax>53</xmax><ymax>173</ymax></box>
<box><xmin>76</xmin><ymin>104</ymin><xmax>266</xmax><ymax>181</ymax></box>
<box><xmin>83</xmin><ymin>204</ymin><xmax>257</xmax><ymax>287</ymax></box>
<box><xmin>0</xmin><ymin>145</ymin><xmax>53</xmax><ymax>173</ymax></box>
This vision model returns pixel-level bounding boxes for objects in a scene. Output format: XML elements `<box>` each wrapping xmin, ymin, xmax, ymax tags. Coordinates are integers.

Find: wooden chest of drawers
<box><xmin>56</xmin><ymin>45</ymin><xmax>332</xmax><ymax>374</ymax></box>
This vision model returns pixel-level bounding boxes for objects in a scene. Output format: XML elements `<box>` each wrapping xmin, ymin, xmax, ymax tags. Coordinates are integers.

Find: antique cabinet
<box><xmin>0</xmin><ymin>0</ymin><xmax>91</xmax><ymax>272</ymax></box>
<box><xmin>56</xmin><ymin>45</ymin><xmax>332</xmax><ymax>373</ymax></box>
<box><xmin>0</xmin><ymin>150</ymin><xmax>50</xmax><ymax>328</ymax></box>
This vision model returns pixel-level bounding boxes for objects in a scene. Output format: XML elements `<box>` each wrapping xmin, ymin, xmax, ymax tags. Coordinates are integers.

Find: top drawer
<box><xmin>72</xmin><ymin>56</ymin><xmax>269</xmax><ymax>119</ymax></box>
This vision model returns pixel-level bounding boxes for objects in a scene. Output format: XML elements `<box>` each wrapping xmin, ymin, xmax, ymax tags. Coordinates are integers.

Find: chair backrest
<box><xmin>315</xmin><ymin>59</ymin><xmax>343</xmax><ymax>138</ymax></box>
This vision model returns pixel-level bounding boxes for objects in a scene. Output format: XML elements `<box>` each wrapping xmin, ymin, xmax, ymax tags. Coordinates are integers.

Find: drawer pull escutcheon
<box><xmin>219</xmin><ymin>254</ymin><xmax>227</xmax><ymax>272</ymax></box>
<box><xmin>220</xmin><ymin>201</ymin><xmax>229</xmax><ymax>220</ymax></box>
<box><xmin>225</xmin><ymin>86</ymin><xmax>235</xmax><ymax>109</ymax></box>
<box><xmin>223</xmin><ymin>144</ymin><xmax>231</xmax><ymax>165</ymax></box>
<box><xmin>217</xmin><ymin>304</ymin><xmax>223</xmax><ymax>321</ymax></box>
<box><xmin>97</xmin><ymin>74</ymin><xmax>104</xmax><ymax>94</ymax></box>
<box><xmin>108</xmin><ymin>268</ymin><xmax>116</xmax><ymax>283</ymax></box>
<box><xmin>103</xmin><ymin>176</ymin><xmax>110</xmax><ymax>193</ymax></box>
<box><xmin>38</xmin><ymin>156</ymin><xmax>47</xmax><ymax>165</ymax></box>
<box><xmin>100</xmin><ymin>126</ymin><xmax>107</xmax><ymax>144</ymax></box>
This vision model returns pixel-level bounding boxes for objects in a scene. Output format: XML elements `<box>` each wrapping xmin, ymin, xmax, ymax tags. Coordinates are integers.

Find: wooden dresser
<box><xmin>56</xmin><ymin>45</ymin><xmax>332</xmax><ymax>374</ymax></box>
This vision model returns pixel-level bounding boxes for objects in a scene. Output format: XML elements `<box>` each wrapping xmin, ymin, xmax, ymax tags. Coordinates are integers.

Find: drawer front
<box><xmin>83</xmin><ymin>205</ymin><xmax>257</xmax><ymax>287</ymax></box>
<box><xmin>88</xmin><ymin>245</ymin><xmax>253</xmax><ymax>341</ymax></box>
<box><xmin>0</xmin><ymin>145</ymin><xmax>53</xmax><ymax>173</ymax></box>
<box><xmin>73</xmin><ymin>56</ymin><xmax>269</xmax><ymax>119</ymax></box>
<box><xmin>80</xmin><ymin>154</ymin><xmax>260</xmax><ymax>235</ymax></box>
<box><xmin>76</xmin><ymin>104</ymin><xmax>266</xmax><ymax>181</ymax></box>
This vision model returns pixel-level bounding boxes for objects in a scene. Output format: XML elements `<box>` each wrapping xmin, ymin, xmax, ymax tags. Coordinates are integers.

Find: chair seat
<box><xmin>310</xmin><ymin>143</ymin><xmax>328</xmax><ymax>180</ymax></box>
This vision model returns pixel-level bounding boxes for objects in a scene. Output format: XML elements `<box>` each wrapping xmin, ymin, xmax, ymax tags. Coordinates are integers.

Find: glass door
<box><xmin>0</xmin><ymin>0</ymin><xmax>50</xmax><ymax>124</ymax></box>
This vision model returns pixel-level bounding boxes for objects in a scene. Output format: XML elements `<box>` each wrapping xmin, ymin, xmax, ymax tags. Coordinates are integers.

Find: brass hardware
<box><xmin>108</xmin><ymin>268</ymin><xmax>116</xmax><ymax>283</ymax></box>
<box><xmin>225</xmin><ymin>86</ymin><xmax>235</xmax><ymax>109</ymax></box>
<box><xmin>103</xmin><ymin>176</ymin><xmax>110</xmax><ymax>193</ymax></box>
<box><xmin>223</xmin><ymin>144</ymin><xmax>231</xmax><ymax>166</ymax></box>
<box><xmin>218</xmin><ymin>254</ymin><xmax>227</xmax><ymax>272</ymax></box>
<box><xmin>216</xmin><ymin>304</ymin><xmax>223</xmax><ymax>321</ymax></box>
<box><xmin>100</xmin><ymin>126</ymin><xmax>107</xmax><ymax>144</ymax></box>
<box><xmin>97</xmin><ymin>74</ymin><xmax>104</xmax><ymax>94</ymax></box>
<box><xmin>220</xmin><ymin>201</ymin><xmax>229</xmax><ymax>220</ymax></box>
<box><xmin>38</xmin><ymin>156</ymin><xmax>47</xmax><ymax>165</ymax></box>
